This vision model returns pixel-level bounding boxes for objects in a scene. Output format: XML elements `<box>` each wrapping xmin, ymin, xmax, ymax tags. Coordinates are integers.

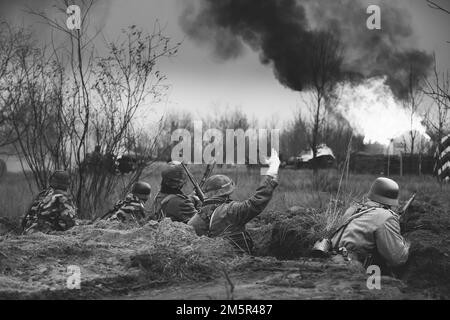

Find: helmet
<box><xmin>204</xmin><ymin>175</ymin><xmax>235</xmax><ymax>198</ymax></box>
<box><xmin>161</xmin><ymin>161</ymin><xmax>186</xmax><ymax>189</ymax></box>
<box><xmin>367</xmin><ymin>177</ymin><xmax>399</xmax><ymax>207</ymax></box>
<box><xmin>49</xmin><ymin>170</ymin><xmax>70</xmax><ymax>190</ymax></box>
<box><xmin>132</xmin><ymin>181</ymin><xmax>151</xmax><ymax>201</ymax></box>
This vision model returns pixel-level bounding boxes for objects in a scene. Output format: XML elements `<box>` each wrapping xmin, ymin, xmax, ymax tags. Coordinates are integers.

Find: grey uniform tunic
<box><xmin>331</xmin><ymin>201</ymin><xmax>409</xmax><ymax>267</ymax></box>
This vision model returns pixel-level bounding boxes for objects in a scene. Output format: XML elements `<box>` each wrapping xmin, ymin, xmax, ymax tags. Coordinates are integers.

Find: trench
<box><xmin>247</xmin><ymin>200</ymin><xmax>450</xmax><ymax>299</ymax></box>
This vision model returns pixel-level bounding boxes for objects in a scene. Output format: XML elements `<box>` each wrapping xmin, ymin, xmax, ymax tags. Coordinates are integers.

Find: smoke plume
<box><xmin>180</xmin><ymin>0</ymin><xmax>434</xmax><ymax>100</ymax></box>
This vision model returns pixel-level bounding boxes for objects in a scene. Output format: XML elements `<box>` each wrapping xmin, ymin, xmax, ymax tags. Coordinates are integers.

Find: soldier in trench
<box><xmin>152</xmin><ymin>161</ymin><xmax>201</xmax><ymax>223</ymax></box>
<box><xmin>330</xmin><ymin>177</ymin><xmax>410</xmax><ymax>274</ymax></box>
<box><xmin>188</xmin><ymin>149</ymin><xmax>280</xmax><ymax>255</ymax></box>
<box><xmin>21</xmin><ymin>170</ymin><xmax>78</xmax><ymax>234</ymax></box>
<box><xmin>104</xmin><ymin>181</ymin><xmax>152</xmax><ymax>226</ymax></box>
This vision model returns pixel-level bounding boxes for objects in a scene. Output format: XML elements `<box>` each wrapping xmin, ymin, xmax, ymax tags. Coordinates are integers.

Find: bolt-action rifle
<box><xmin>199</xmin><ymin>159</ymin><xmax>216</xmax><ymax>189</ymax></box>
<box><xmin>181</xmin><ymin>162</ymin><xmax>206</xmax><ymax>202</ymax></box>
<box><xmin>398</xmin><ymin>193</ymin><xmax>416</xmax><ymax>215</ymax></box>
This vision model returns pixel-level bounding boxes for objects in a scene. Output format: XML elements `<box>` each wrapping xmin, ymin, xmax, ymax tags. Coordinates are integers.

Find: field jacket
<box><xmin>188</xmin><ymin>176</ymin><xmax>278</xmax><ymax>254</ymax></box>
<box><xmin>22</xmin><ymin>187</ymin><xmax>77</xmax><ymax>234</ymax></box>
<box><xmin>153</xmin><ymin>192</ymin><xmax>198</xmax><ymax>223</ymax></box>
<box><xmin>106</xmin><ymin>193</ymin><xmax>146</xmax><ymax>225</ymax></box>
<box><xmin>331</xmin><ymin>201</ymin><xmax>409</xmax><ymax>268</ymax></box>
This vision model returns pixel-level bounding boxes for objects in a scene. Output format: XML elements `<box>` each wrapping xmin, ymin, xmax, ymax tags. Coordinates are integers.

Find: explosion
<box><xmin>336</xmin><ymin>77</ymin><xmax>429</xmax><ymax>145</ymax></box>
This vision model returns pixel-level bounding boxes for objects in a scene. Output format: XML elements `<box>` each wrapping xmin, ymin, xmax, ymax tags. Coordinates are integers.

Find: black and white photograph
<box><xmin>0</xmin><ymin>0</ymin><xmax>449</xmax><ymax>304</ymax></box>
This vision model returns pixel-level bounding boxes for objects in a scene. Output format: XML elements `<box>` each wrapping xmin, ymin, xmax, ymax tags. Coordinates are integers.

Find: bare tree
<box><xmin>0</xmin><ymin>23</ymin><xmax>26</xmax><ymax>148</ymax></box>
<box><xmin>426</xmin><ymin>0</ymin><xmax>450</xmax><ymax>42</ymax></box>
<box><xmin>82</xmin><ymin>25</ymin><xmax>178</xmax><ymax>216</ymax></box>
<box><xmin>427</xmin><ymin>0</ymin><xmax>450</xmax><ymax>15</ymax></box>
<box><xmin>2</xmin><ymin>1</ymin><xmax>179</xmax><ymax>218</ymax></box>
<box><xmin>280</xmin><ymin>109</ymin><xmax>309</xmax><ymax>161</ymax></box>
<box><xmin>305</xmin><ymin>31</ymin><xmax>343</xmax><ymax>177</ymax></box>
<box><xmin>403</xmin><ymin>64</ymin><xmax>425</xmax><ymax>160</ymax></box>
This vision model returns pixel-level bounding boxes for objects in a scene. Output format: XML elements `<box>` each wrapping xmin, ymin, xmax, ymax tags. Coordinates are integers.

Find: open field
<box><xmin>1</xmin><ymin>165</ymin><xmax>449</xmax><ymax>299</ymax></box>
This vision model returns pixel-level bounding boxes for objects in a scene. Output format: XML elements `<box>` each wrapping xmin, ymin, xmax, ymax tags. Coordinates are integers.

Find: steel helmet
<box><xmin>204</xmin><ymin>175</ymin><xmax>235</xmax><ymax>198</ymax></box>
<box><xmin>132</xmin><ymin>181</ymin><xmax>152</xmax><ymax>201</ymax></box>
<box><xmin>367</xmin><ymin>177</ymin><xmax>399</xmax><ymax>207</ymax></box>
<box><xmin>161</xmin><ymin>161</ymin><xmax>186</xmax><ymax>189</ymax></box>
<box><xmin>49</xmin><ymin>170</ymin><xmax>70</xmax><ymax>190</ymax></box>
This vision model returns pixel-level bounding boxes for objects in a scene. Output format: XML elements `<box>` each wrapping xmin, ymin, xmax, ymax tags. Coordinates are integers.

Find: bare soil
<box><xmin>0</xmin><ymin>193</ymin><xmax>449</xmax><ymax>300</ymax></box>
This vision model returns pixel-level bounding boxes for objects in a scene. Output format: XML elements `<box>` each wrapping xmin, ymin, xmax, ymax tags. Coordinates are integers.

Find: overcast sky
<box><xmin>1</xmin><ymin>0</ymin><xmax>449</xmax><ymax>125</ymax></box>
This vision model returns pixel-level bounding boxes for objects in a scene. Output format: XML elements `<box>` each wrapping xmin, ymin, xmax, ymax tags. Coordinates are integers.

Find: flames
<box><xmin>336</xmin><ymin>77</ymin><xmax>429</xmax><ymax>146</ymax></box>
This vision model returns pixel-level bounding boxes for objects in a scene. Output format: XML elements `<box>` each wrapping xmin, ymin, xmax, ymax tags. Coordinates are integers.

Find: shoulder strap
<box><xmin>331</xmin><ymin>207</ymin><xmax>376</xmax><ymax>249</ymax></box>
<box><xmin>197</xmin><ymin>201</ymin><xmax>224</xmax><ymax>228</ymax></box>
<box><xmin>209</xmin><ymin>206</ymin><xmax>221</xmax><ymax>230</ymax></box>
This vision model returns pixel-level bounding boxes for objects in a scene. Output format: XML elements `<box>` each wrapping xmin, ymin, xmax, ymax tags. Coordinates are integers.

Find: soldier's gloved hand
<box><xmin>189</xmin><ymin>194</ymin><xmax>202</xmax><ymax>210</ymax></box>
<box><xmin>261</xmin><ymin>148</ymin><xmax>280</xmax><ymax>178</ymax></box>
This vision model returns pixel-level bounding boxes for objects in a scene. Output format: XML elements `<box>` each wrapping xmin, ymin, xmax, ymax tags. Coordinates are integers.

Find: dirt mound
<box><xmin>249</xmin><ymin>207</ymin><xmax>329</xmax><ymax>259</ymax></box>
<box><xmin>399</xmin><ymin>200</ymin><xmax>450</xmax><ymax>298</ymax></box>
<box><xmin>0</xmin><ymin>217</ymin><xmax>20</xmax><ymax>236</ymax></box>
<box><xmin>0</xmin><ymin>219</ymin><xmax>235</xmax><ymax>299</ymax></box>
<box><xmin>249</xmin><ymin>197</ymin><xmax>450</xmax><ymax>299</ymax></box>
<box><xmin>2</xmin><ymin>196</ymin><xmax>448</xmax><ymax>300</ymax></box>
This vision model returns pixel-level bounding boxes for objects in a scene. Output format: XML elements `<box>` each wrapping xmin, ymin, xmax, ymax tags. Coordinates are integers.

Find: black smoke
<box><xmin>179</xmin><ymin>0</ymin><xmax>434</xmax><ymax>100</ymax></box>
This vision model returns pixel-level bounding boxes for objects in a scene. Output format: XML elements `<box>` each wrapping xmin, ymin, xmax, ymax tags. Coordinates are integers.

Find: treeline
<box><xmin>153</xmin><ymin>107</ymin><xmax>365</xmax><ymax>166</ymax></box>
<box><xmin>0</xmin><ymin>12</ymin><xmax>179</xmax><ymax>218</ymax></box>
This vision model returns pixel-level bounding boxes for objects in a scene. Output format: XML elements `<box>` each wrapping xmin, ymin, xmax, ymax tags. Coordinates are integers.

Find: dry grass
<box><xmin>1</xmin><ymin>163</ymin><xmax>448</xmax><ymax>246</ymax></box>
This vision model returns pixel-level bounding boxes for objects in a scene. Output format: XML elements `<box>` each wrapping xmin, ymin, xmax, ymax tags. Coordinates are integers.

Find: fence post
<box><xmin>399</xmin><ymin>152</ymin><xmax>403</xmax><ymax>177</ymax></box>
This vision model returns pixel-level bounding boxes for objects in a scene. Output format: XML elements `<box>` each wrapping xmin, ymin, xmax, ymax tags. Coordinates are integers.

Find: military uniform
<box><xmin>153</xmin><ymin>161</ymin><xmax>198</xmax><ymax>223</ymax></box>
<box><xmin>106</xmin><ymin>193</ymin><xmax>147</xmax><ymax>225</ymax></box>
<box><xmin>188</xmin><ymin>176</ymin><xmax>278</xmax><ymax>254</ymax></box>
<box><xmin>153</xmin><ymin>192</ymin><xmax>199</xmax><ymax>223</ymax></box>
<box><xmin>22</xmin><ymin>187</ymin><xmax>77</xmax><ymax>234</ymax></box>
<box><xmin>331</xmin><ymin>200</ymin><xmax>410</xmax><ymax>269</ymax></box>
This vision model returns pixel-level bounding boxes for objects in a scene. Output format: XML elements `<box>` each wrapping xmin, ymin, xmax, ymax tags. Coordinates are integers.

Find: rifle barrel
<box><xmin>399</xmin><ymin>193</ymin><xmax>416</xmax><ymax>215</ymax></box>
<box><xmin>181</xmin><ymin>163</ymin><xmax>205</xmax><ymax>202</ymax></box>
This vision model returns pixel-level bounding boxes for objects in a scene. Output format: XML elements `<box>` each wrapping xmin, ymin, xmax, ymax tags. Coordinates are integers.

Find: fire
<box><xmin>336</xmin><ymin>77</ymin><xmax>429</xmax><ymax>145</ymax></box>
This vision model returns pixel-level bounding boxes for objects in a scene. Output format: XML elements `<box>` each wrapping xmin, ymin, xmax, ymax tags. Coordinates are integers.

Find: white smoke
<box><xmin>336</xmin><ymin>77</ymin><xmax>429</xmax><ymax>145</ymax></box>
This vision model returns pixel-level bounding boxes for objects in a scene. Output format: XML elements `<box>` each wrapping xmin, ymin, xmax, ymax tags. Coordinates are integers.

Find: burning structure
<box><xmin>180</xmin><ymin>0</ymin><xmax>439</xmax><ymax>174</ymax></box>
<box><xmin>296</xmin><ymin>144</ymin><xmax>336</xmax><ymax>169</ymax></box>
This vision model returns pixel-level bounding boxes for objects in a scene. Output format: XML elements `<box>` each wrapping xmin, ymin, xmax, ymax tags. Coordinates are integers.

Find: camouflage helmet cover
<box><xmin>49</xmin><ymin>170</ymin><xmax>70</xmax><ymax>190</ymax></box>
<box><xmin>204</xmin><ymin>175</ymin><xmax>235</xmax><ymax>198</ymax></box>
<box><xmin>132</xmin><ymin>181</ymin><xmax>151</xmax><ymax>201</ymax></box>
<box><xmin>161</xmin><ymin>161</ymin><xmax>187</xmax><ymax>189</ymax></box>
<box><xmin>367</xmin><ymin>177</ymin><xmax>399</xmax><ymax>207</ymax></box>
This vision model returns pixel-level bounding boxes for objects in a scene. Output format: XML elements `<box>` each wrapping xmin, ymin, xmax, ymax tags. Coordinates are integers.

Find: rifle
<box><xmin>398</xmin><ymin>193</ymin><xmax>416</xmax><ymax>215</ymax></box>
<box><xmin>199</xmin><ymin>159</ymin><xmax>216</xmax><ymax>189</ymax></box>
<box><xmin>181</xmin><ymin>162</ymin><xmax>206</xmax><ymax>202</ymax></box>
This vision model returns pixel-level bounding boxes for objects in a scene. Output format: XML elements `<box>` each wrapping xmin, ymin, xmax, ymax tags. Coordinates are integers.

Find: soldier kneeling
<box><xmin>22</xmin><ymin>170</ymin><xmax>77</xmax><ymax>234</ymax></box>
<box><xmin>103</xmin><ymin>181</ymin><xmax>151</xmax><ymax>226</ymax></box>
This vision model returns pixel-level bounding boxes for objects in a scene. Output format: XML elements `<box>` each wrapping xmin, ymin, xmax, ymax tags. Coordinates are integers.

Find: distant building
<box><xmin>296</xmin><ymin>144</ymin><xmax>336</xmax><ymax>168</ymax></box>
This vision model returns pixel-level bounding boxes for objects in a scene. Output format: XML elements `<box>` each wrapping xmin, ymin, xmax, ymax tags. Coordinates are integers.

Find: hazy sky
<box><xmin>105</xmin><ymin>0</ymin><xmax>450</xmax><ymax>123</ymax></box>
<box><xmin>1</xmin><ymin>0</ymin><xmax>449</xmax><ymax>125</ymax></box>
